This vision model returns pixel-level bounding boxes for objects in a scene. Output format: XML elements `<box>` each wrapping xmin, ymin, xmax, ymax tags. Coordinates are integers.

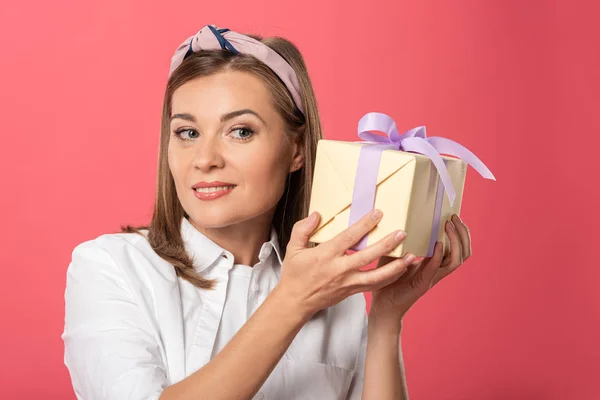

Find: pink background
<box><xmin>2</xmin><ymin>1</ymin><xmax>598</xmax><ymax>399</ymax></box>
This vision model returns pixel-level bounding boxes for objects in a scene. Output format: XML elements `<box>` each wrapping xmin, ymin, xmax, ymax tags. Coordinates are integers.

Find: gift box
<box><xmin>308</xmin><ymin>112</ymin><xmax>495</xmax><ymax>258</ymax></box>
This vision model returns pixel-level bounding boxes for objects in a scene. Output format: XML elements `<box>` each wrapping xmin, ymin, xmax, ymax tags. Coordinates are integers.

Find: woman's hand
<box><xmin>277</xmin><ymin>209</ymin><xmax>414</xmax><ymax>321</ymax></box>
<box><xmin>369</xmin><ymin>214</ymin><xmax>472</xmax><ymax>327</ymax></box>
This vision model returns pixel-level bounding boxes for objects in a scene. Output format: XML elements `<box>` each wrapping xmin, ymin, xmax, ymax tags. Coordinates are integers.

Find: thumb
<box><xmin>287</xmin><ymin>212</ymin><xmax>321</xmax><ymax>253</ymax></box>
<box><xmin>420</xmin><ymin>242</ymin><xmax>445</xmax><ymax>290</ymax></box>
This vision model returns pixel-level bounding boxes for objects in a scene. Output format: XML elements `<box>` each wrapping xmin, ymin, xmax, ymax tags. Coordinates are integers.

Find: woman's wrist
<box><xmin>270</xmin><ymin>283</ymin><xmax>315</xmax><ymax>325</ymax></box>
<box><xmin>368</xmin><ymin>309</ymin><xmax>404</xmax><ymax>336</ymax></box>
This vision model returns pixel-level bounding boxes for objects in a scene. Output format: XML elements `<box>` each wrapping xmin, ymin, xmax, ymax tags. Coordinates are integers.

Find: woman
<box><xmin>62</xmin><ymin>25</ymin><xmax>472</xmax><ymax>400</ymax></box>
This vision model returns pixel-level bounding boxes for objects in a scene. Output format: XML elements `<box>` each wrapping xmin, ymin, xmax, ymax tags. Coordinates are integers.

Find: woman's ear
<box><xmin>289</xmin><ymin>136</ymin><xmax>305</xmax><ymax>173</ymax></box>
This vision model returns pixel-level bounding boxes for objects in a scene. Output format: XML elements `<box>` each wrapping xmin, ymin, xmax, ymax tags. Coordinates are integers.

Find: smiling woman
<box><xmin>166</xmin><ymin>70</ymin><xmax>306</xmax><ymax>263</ymax></box>
<box><xmin>136</xmin><ymin>37</ymin><xmax>322</xmax><ymax>289</ymax></box>
<box><xmin>62</xmin><ymin>24</ymin><xmax>425</xmax><ymax>400</ymax></box>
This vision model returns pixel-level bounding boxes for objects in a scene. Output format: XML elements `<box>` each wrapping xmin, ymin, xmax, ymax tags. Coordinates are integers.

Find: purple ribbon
<box><xmin>348</xmin><ymin>112</ymin><xmax>496</xmax><ymax>257</ymax></box>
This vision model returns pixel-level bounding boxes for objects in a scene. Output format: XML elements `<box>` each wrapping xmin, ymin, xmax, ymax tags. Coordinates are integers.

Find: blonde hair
<box><xmin>121</xmin><ymin>33</ymin><xmax>322</xmax><ymax>290</ymax></box>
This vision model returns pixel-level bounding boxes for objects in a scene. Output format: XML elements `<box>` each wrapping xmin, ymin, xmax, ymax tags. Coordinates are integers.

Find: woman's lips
<box><xmin>192</xmin><ymin>185</ymin><xmax>236</xmax><ymax>201</ymax></box>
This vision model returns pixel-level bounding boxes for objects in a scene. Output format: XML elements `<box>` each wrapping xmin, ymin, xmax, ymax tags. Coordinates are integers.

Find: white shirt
<box><xmin>211</xmin><ymin>263</ymin><xmax>252</xmax><ymax>359</ymax></box>
<box><xmin>62</xmin><ymin>216</ymin><xmax>368</xmax><ymax>400</ymax></box>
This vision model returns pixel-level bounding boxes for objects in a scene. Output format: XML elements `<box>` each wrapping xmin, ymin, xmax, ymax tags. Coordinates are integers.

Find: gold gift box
<box><xmin>308</xmin><ymin>139</ymin><xmax>467</xmax><ymax>258</ymax></box>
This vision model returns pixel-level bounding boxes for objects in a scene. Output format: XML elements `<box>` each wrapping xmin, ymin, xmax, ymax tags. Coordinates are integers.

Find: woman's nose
<box><xmin>192</xmin><ymin>135</ymin><xmax>225</xmax><ymax>170</ymax></box>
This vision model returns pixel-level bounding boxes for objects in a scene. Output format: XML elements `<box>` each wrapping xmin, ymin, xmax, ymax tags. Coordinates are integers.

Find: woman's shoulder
<box><xmin>70</xmin><ymin>228</ymin><xmax>149</xmax><ymax>262</ymax></box>
<box><xmin>67</xmin><ymin>228</ymin><xmax>177</xmax><ymax>287</ymax></box>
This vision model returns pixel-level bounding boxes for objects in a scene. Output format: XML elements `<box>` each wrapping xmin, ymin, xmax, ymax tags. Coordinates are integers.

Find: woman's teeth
<box><xmin>194</xmin><ymin>185</ymin><xmax>236</xmax><ymax>193</ymax></box>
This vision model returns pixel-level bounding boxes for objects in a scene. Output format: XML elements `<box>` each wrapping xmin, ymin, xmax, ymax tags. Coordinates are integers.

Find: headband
<box><xmin>168</xmin><ymin>25</ymin><xmax>305</xmax><ymax>115</ymax></box>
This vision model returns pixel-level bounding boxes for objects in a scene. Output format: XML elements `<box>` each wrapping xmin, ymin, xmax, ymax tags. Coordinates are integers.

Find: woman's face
<box><xmin>168</xmin><ymin>70</ymin><xmax>303</xmax><ymax>229</ymax></box>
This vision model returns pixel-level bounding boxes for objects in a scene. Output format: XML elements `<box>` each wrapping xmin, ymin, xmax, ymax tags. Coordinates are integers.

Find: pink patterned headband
<box><xmin>168</xmin><ymin>25</ymin><xmax>305</xmax><ymax>115</ymax></box>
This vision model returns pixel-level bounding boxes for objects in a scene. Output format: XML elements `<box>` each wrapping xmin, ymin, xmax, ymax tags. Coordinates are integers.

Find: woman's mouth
<box><xmin>193</xmin><ymin>185</ymin><xmax>237</xmax><ymax>200</ymax></box>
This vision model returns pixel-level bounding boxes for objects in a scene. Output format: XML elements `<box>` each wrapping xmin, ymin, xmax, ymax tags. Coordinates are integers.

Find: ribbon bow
<box><xmin>348</xmin><ymin>112</ymin><xmax>496</xmax><ymax>255</ymax></box>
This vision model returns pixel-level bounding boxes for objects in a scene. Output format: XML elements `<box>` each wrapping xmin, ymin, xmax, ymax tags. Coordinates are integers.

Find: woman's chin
<box><xmin>187</xmin><ymin>212</ymin><xmax>240</xmax><ymax>229</ymax></box>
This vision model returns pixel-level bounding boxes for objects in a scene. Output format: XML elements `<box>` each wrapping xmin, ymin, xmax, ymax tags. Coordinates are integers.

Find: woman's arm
<box><xmin>361</xmin><ymin>313</ymin><xmax>408</xmax><ymax>400</ymax></box>
<box><xmin>63</xmin><ymin>242</ymin><xmax>312</xmax><ymax>400</ymax></box>
<box><xmin>160</xmin><ymin>284</ymin><xmax>311</xmax><ymax>400</ymax></box>
<box><xmin>361</xmin><ymin>215</ymin><xmax>472</xmax><ymax>400</ymax></box>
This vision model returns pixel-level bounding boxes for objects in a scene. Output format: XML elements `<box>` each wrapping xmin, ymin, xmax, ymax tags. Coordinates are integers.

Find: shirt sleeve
<box><xmin>61</xmin><ymin>241</ymin><xmax>169</xmax><ymax>400</ymax></box>
<box><xmin>346</xmin><ymin>310</ymin><xmax>368</xmax><ymax>400</ymax></box>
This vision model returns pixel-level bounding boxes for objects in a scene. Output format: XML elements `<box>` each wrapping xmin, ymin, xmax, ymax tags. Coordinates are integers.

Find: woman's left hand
<box><xmin>370</xmin><ymin>214</ymin><xmax>472</xmax><ymax>326</ymax></box>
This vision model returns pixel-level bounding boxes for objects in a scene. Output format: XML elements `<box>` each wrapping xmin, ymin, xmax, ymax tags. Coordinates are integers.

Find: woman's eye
<box><xmin>173</xmin><ymin>127</ymin><xmax>254</xmax><ymax>141</ymax></box>
<box><xmin>174</xmin><ymin>128</ymin><xmax>199</xmax><ymax>140</ymax></box>
<box><xmin>231</xmin><ymin>127</ymin><xmax>255</xmax><ymax>141</ymax></box>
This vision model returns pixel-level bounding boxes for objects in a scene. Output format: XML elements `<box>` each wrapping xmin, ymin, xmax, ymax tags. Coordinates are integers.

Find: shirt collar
<box><xmin>181</xmin><ymin>217</ymin><xmax>283</xmax><ymax>272</ymax></box>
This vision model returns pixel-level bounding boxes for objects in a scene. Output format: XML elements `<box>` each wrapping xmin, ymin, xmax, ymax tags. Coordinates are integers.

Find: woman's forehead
<box><xmin>171</xmin><ymin>72</ymin><xmax>277</xmax><ymax>123</ymax></box>
<box><xmin>174</xmin><ymin>71</ymin><xmax>268</xmax><ymax>102</ymax></box>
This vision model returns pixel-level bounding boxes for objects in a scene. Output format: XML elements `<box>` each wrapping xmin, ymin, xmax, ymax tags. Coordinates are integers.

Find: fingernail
<box><xmin>371</xmin><ymin>209</ymin><xmax>383</xmax><ymax>220</ymax></box>
<box><xmin>447</xmin><ymin>221</ymin><xmax>455</xmax><ymax>231</ymax></box>
<box><xmin>308</xmin><ymin>212</ymin><xmax>317</xmax><ymax>223</ymax></box>
<box><xmin>395</xmin><ymin>231</ymin><xmax>406</xmax><ymax>241</ymax></box>
<box><xmin>404</xmin><ymin>253</ymin><xmax>415</xmax><ymax>264</ymax></box>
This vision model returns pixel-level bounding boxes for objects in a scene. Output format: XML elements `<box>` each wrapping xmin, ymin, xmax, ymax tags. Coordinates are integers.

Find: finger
<box><xmin>327</xmin><ymin>209</ymin><xmax>383</xmax><ymax>255</ymax></box>
<box><xmin>402</xmin><ymin>262</ymin><xmax>421</xmax><ymax>280</ymax></box>
<box><xmin>345</xmin><ymin>230</ymin><xmax>407</xmax><ymax>270</ymax></box>
<box><xmin>287</xmin><ymin>212</ymin><xmax>321</xmax><ymax>253</ymax></box>
<box><xmin>413</xmin><ymin>242</ymin><xmax>445</xmax><ymax>291</ymax></box>
<box><xmin>451</xmin><ymin>214</ymin><xmax>471</xmax><ymax>260</ymax></box>
<box><xmin>432</xmin><ymin>259</ymin><xmax>461</xmax><ymax>287</ymax></box>
<box><xmin>348</xmin><ymin>255</ymin><xmax>413</xmax><ymax>292</ymax></box>
<box><xmin>432</xmin><ymin>267</ymin><xmax>445</xmax><ymax>287</ymax></box>
<box><xmin>441</xmin><ymin>220</ymin><xmax>463</xmax><ymax>269</ymax></box>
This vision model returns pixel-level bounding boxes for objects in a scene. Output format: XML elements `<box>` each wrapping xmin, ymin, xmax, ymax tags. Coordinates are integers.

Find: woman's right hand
<box><xmin>277</xmin><ymin>209</ymin><xmax>415</xmax><ymax>320</ymax></box>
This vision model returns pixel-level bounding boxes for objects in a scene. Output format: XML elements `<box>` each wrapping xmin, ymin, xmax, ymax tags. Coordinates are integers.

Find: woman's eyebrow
<box><xmin>170</xmin><ymin>109</ymin><xmax>266</xmax><ymax>125</ymax></box>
